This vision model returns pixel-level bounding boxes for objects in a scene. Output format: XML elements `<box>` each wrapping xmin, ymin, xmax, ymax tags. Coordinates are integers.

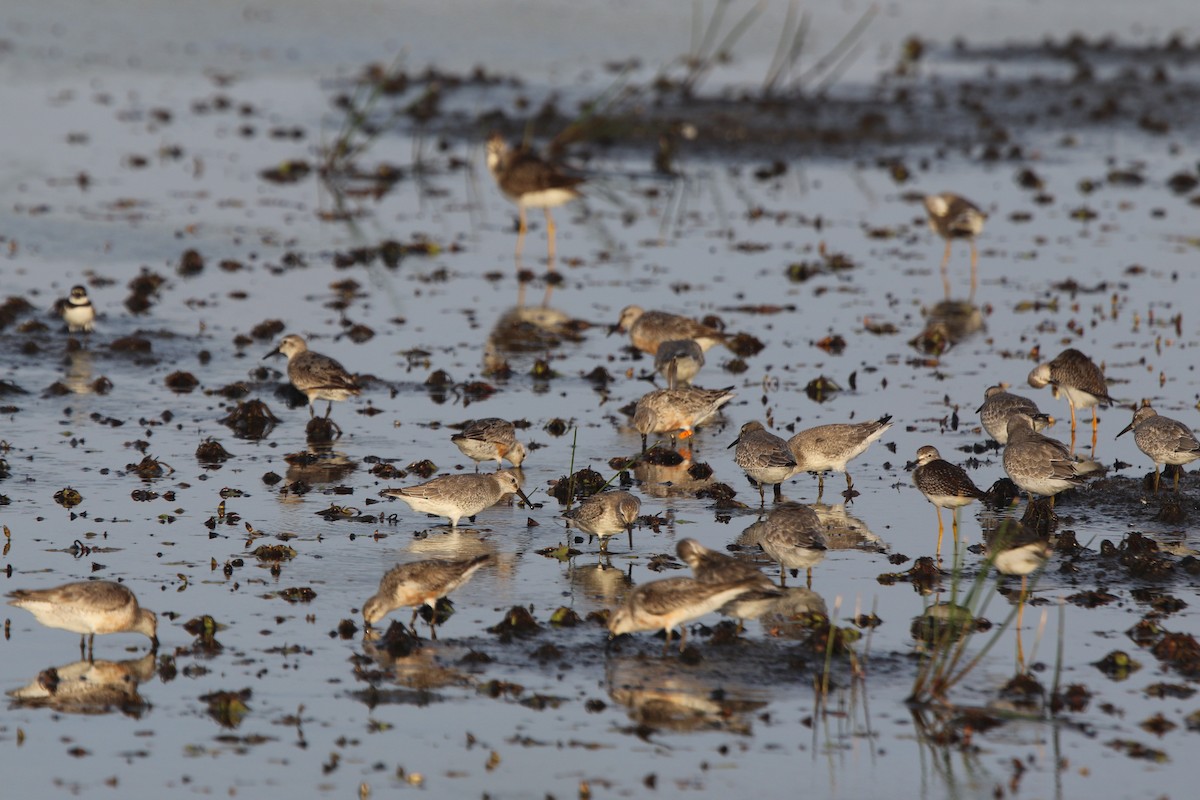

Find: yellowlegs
<box><xmin>266</xmin><ymin>334</ymin><xmax>361</xmax><ymax>419</ymax></box>
<box><xmin>977</xmin><ymin>384</ymin><xmax>1049</xmax><ymax>444</ymax></box>
<box><xmin>362</xmin><ymin>555</ymin><xmax>491</xmax><ymax>638</ymax></box>
<box><xmin>7</xmin><ymin>581</ymin><xmax>158</xmax><ymax>658</ymax></box>
<box><xmin>729</xmin><ymin>421</ymin><xmax>798</xmax><ymax>506</ymax></box>
<box><xmin>451</xmin><ymin>418</ymin><xmax>527</xmax><ymax>470</ymax></box>
<box><xmin>485</xmin><ymin>131</ymin><xmax>583</xmax><ymax>264</ymax></box>
<box><xmin>923</xmin><ymin>192</ymin><xmax>986</xmax><ymax>298</ymax></box>
<box><xmin>384</xmin><ymin>470</ymin><xmax>531</xmax><ymax>527</ymax></box>
<box><xmin>632</xmin><ymin>386</ymin><xmax>735</xmax><ymax>450</ymax></box>
<box><xmin>607</xmin><ymin>576</ymin><xmax>764</xmax><ymax>654</ymax></box>
<box><xmin>1002</xmin><ymin>413</ymin><xmax>1084</xmax><ymax>506</ymax></box>
<box><xmin>757</xmin><ymin>502</ymin><xmax>828</xmax><ymax>587</ymax></box>
<box><xmin>912</xmin><ymin>445</ymin><xmax>985</xmax><ymax>557</ymax></box>
<box><xmin>55</xmin><ymin>285</ymin><xmax>95</xmax><ymax>332</ymax></box>
<box><xmin>564</xmin><ymin>490</ymin><xmax>642</xmax><ymax>553</ymax></box>
<box><xmin>615</xmin><ymin>306</ymin><xmax>728</xmax><ymax>355</ymax></box>
<box><xmin>786</xmin><ymin>415</ymin><xmax>893</xmax><ymax>497</ymax></box>
<box><xmin>654</xmin><ymin>339</ymin><xmax>705</xmax><ymax>389</ymax></box>
<box><xmin>1115</xmin><ymin>403</ymin><xmax>1200</xmax><ymax>493</ymax></box>
<box><xmin>1027</xmin><ymin>348</ymin><xmax>1114</xmax><ymax>452</ymax></box>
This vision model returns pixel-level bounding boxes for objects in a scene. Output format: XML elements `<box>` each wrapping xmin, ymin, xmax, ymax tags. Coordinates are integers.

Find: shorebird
<box><xmin>729</xmin><ymin>421</ymin><xmax>798</xmax><ymax>506</ymax></box>
<box><xmin>55</xmin><ymin>285</ymin><xmax>95</xmax><ymax>332</ymax></box>
<box><xmin>564</xmin><ymin>491</ymin><xmax>642</xmax><ymax>553</ymax></box>
<box><xmin>614</xmin><ymin>306</ymin><xmax>728</xmax><ymax>355</ymax></box>
<box><xmin>384</xmin><ymin>470</ymin><xmax>531</xmax><ymax>528</ymax></box>
<box><xmin>362</xmin><ymin>555</ymin><xmax>491</xmax><ymax>638</ymax></box>
<box><xmin>923</xmin><ymin>192</ymin><xmax>986</xmax><ymax>299</ymax></box>
<box><xmin>7</xmin><ymin>581</ymin><xmax>158</xmax><ymax>658</ymax></box>
<box><xmin>911</xmin><ymin>445</ymin><xmax>986</xmax><ymax>556</ymax></box>
<box><xmin>632</xmin><ymin>386</ymin><xmax>735</xmax><ymax>450</ymax></box>
<box><xmin>485</xmin><ymin>131</ymin><xmax>583</xmax><ymax>264</ymax></box>
<box><xmin>1116</xmin><ymin>403</ymin><xmax>1200</xmax><ymax>494</ymax></box>
<box><xmin>977</xmin><ymin>384</ymin><xmax>1049</xmax><ymax>444</ymax></box>
<box><xmin>786</xmin><ymin>415</ymin><xmax>893</xmax><ymax>498</ymax></box>
<box><xmin>654</xmin><ymin>339</ymin><xmax>705</xmax><ymax>389</ymax></box>
<box><xmin>756</xmin><ymin>502</ymin><xmax>828</xmax><ymax>587</ymax></box>
<box><xmin>1027</xmin><ymin>348</ymin><xmax>1114</xmax><ymax>452</ymax></box>
<box><xmin>451</xmin><ymin>418</ymin><xmax>527</xmax><ymax>471</ymax></box>
<box><xmin>607</xmin><ymin>576</ymin><xmax>765</xmax><ymax>654</ymax></box>
<box><xmin>266</xmin><ymin>334</ymin><xmax>361</xmax><ymax>419</ymax></box>
<box><xmin>1002</xmin><ymin>413</ymin><xmax>1084</xmax><ymax>507</ymax></box>
<box><xmin>676</xmin><ymin>538</ymin><xmax>776</xmax><ymax>630</ymax></box>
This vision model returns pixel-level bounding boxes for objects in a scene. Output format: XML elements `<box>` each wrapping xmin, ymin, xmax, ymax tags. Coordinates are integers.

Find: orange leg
<box><xmin>969</xmin><ymin>240</ymin><xmax>979</xmax><ymax>300</ymax></box>
<box><xmin>934</xmin><ymin>506</ymin><xmax>945</xmax><ymax>557</ymax></box>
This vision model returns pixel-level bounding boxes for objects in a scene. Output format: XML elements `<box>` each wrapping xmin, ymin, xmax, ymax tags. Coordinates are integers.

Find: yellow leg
<box><xmin>934</xmin><ymin>507</ymin><xmax>945</xmax><ymax>557</ymax></box>
<box><xmin>1068</xmin><ymin>402</ymin><xmax>1078</xmax><ymax>453</ymax></box>
<box><xmin>1015</xmin><ymin>575</ymin><xmax>1028</xmax><ymax>671</ymax></box>
<box><xmin>544</xmin><ymin>208</ymin><xmax>558</xmax><ymax>267</ymax></box>
<box><xmin>940</xmin><ymin>240</ymin><xmax>952</xmax><ymax>298</ymax></box>
<box><xmin>516</xmin><ymin>204</ymin><xmax>528</xmax><ymax>260</ymax></box>
<box><xmin>951</xmin><ymin>507</ymin><xmax>960</xmax><ymax>547</ymax></box>
<box><xmin>1091</xmin><ymin>409</ymin><xmax>1099</xmax><ymax>454</ymax></box>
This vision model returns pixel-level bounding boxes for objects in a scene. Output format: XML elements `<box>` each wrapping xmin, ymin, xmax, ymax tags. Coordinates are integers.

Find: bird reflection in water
<box><xmin>910</xmin><ymin>299</ymin><xmax>984</xmax><ymax>359</ymax></box>
<box><xmin>606</xmin><ymin>656</ymin><xmax>768</xmax><ymax>736</ymax></box>
<box><xmin>7</xmin><ymin>652</ymin><xmax>156</xmax><ymax>717</ymax></box>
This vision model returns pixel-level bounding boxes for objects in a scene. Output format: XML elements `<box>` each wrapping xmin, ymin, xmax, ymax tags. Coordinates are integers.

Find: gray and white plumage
<box><xmin>654</xmin><ymin>339</ymin><xmax>705</xmax><ymax>389</ymax></box>
<box><xmin>1116</xmin><ymin>404</ymin><xmax>1200</xmax><ymax>493</ymax></box>
<box><xmin>564</xmin><ymin>491</ymin><xmax>642</xmax><ymax>552</ymax></box>
<box><xmin>607</xmin><ymin>576</ymin><xmax>764</xmax><ymax>652</ymax></box>
<box><xmin>7</xmin><ymin>581</ymin><xmax>158</xmax><ymax>654</ymax></box>
<box><xmin>632</xmin><ymin>386</ymin><xmax>735</xmax><ymax>449</ymax></box>
<box><xmin>978</xmin><ymin>384</ymin><xmax>1047</xmax><ymax>444</ymax></box>
<box><xmin>757</xmin><ymin>502</ymin><xmax>828</xmax><ymax>586</ymax></box>
<box><xmin>729</xmin><ymin>421</ymin><xmax>797</xmax><ymax>506</ymax></box>
<box><xmin>266</xmin><ymin>334</ymin><xmax>361</xmax><ymax>418</ymax></box>
<box><xmin>55</xmin><ymin>285</ymin><xmax>95</xmax><ymax>332</ymax></box>
<box><xmin>362</xmin><ymin>555</ymin><xmax>491</xmax><ymax>630</ymax></box>
<box><xmin>384</xmin><ymin>470</ymin><xmax>531</xmax><ymax>527</ymax></box>
<box><xmin>616</xmin><ymin>306</ymin><xmax>728</xmax><ymax>355</ymax></box>
<box><xmin>451</xmin><ymin>418</ymin><xmax>526</xmax><ymax>470</ymax></box>
<box><xmin>676</xmin><ymin>538</ymin><xmax>776</xmax><ymax>625</ymax></box>
<box><xmin>786</xmin><ymin>415</ymin><xmax>893</xmax><ymax>495</ymax></box>
<box><xmin>1002</xmin><ymin>413</ymin><xmax>1084</xmax><ymax>500</ymax></box>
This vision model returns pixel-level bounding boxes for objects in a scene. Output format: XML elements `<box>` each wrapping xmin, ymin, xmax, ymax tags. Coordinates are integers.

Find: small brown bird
<box><xmin>362</xmin><ymin>555</ymin><xmax>491</xmax><ymax>638</ymax></box>
<box><xmin>486</xmin><ymin>132</ymin><xmax>584</xmax><ymax>264</ymax></box>
<box><xmin>911</xmin><ymin>445</ymin><xmax>986</xmax><ymax>557</ymax></box>
<box><xmin>923</xmin><ymin>192</ymin><xmax>986</xmax><ymax>299</ymax></box>
<box><xmin>451</xmin><ymin>418</ymin><xmax>527</xmax><ymax>471</ymax></box>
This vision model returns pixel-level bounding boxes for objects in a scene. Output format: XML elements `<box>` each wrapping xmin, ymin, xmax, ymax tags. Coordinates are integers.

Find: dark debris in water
<box><xmin>487</xmin><ymin>606</ymin><xmax>542</xmax><ymax>640</ymax></box>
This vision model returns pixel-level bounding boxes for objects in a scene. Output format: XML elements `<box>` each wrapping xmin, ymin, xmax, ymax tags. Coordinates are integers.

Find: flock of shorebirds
<box><xmin>11</xmin><ymin>139</ymin><xmax>1200</xmax><ymax>661</ymax></box>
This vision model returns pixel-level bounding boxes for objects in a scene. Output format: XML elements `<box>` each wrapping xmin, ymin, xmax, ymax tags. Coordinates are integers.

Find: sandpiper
<box><xmin>729</xmin><ymin>421</ymin><xmax>798</xmax><ymax>506</ymax></box>
<box><xmin>632</xmin><ymin>386</ymin><xmax>735</xmax><ymax>450</ymax></box>
<box><xmin>564</xmin><ymin>491</ymin><xmax>642</xmax><ymax>553</ymax></box>
<box><xmin>923</xmin><ymin>192</ymin><xmax>986</xmax><ymax>298</ymax></box>
<box><xmin>977</xmin><ymin>384</ymin><xmax>1049</xmax><ymax>444</ymax></box>
<box><xmin>607</xmin><ymin>576</ymin><xmax>764</xmax><ymax>654</ymax></box>
<box><xmin>1028</xmin><ymin>348</ymin><xmax>1114</xmax><ymax>452</ymax></box>
<box><xmin>614</xmin><ymin>306</ymin><xmax>728</xmax><ymax>355</ymax></box>
<box><xmin>654</xmin><ymin>339</ymin><xmax>705</xmax><ymax>389</ymax></box>
<box><xmin>786</xmin><ymin>415</ymin><xmax>893</xmax><ymax>497</ymax></box>
<box><xmin>266</xmin><ymin>334</ymin><xmax>361</xmax><ymax>419</ymax></box>
<box><xmin>757</xmin><ymin>502</ymin><xmax>828</xmax><ymax>587</ymax></box>
<box><xmin>451</xmin><ymin>418</ymin><xmax>527</xmax><ymax>471</ymax></box>
<box><xmin>1116</xmin><ymin>403</ymin><xmax>1200</xmax><ymax>493</ymax></box>
<box><xmin>362</xmin><ymin>555</ymin><xmax>491</xmax><ymax>638</ymax></box>
<box><xmin>1002</xmin><ymin>413</ymin><xmax>1084</xmax><ymax>506</ymax></box>
<box><xmin>676</xmin><ymin>538</ymin><xmax>775</xmax><ymax>629</ymax></box>
<box><xmin>384</xmin><ymin>470</ymin><xmax>531</xmax><ymax>528</ymax></box>
<box><xmin>55</xmin><ymin>285</ymin><xmax>96</xmax><ymax>333</ymax></box>
<box><xmin>7</xmin><ymin>580</ymin><xmax>158</xmax><ymax>658</ymax></box>
<box><xmin>912</xmin><ymin>445</ymin><xmax>986</xmax><ymax>556</ymax></box>
<box><xmin>486</xmin><ymin>131</ymin><xmax>583</xmax><ymax>264</ymax></box>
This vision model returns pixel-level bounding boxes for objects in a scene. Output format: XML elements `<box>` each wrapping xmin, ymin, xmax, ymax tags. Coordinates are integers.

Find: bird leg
<box><xmin>1154</xmin><ymin>465</ymin><xmax>1161</xmax><ymax>496</ymax></box>
<box><xmin>544</xmin><ymin>208</ymin><xmax>558</xmax><ymax>267</ymax></box>
<box><xmin>816</xmin><ymin>473</ymin><xmax>825</xmax><ymax>499</ymax></box>
<box><xmin>324</xmin><ymin>401</ymin><xmax>334</xmax><ymax>419</ymax></box>
<box><xmin>661</xmin><ymin>628</ymin><xmax>672</xmax><ymax>657</ymax></box>
<box><xmin>1090</xmin><ymin>409</ymin><xmax>1099</xmax><ymax>455</ymax></box>
<box><xmin>934</xmin><ymin>507</ymin><xmax>945</xmax><ymax>558</ymax></box>
<box><xmin>409</xmin><ymin>608</ymin><xmax>420</xmax><ymax>635</ymax></box>
<box><xmin>515</xmin><ymin>204</ymin><xmax>529</xmax><ymax>260</ymax></box>
<box><xmin>627</xmin><ymin>527</ymin><xmax>634</xmax><ymax>550</ymax></box>
<box><xmin>940</xmin><ymin>240</ymin><xmax>952</xmax><ymax>298</ymax></box>
<box><xmin>757</xmin><ymin>483</ymin><xmax>766</xmax><ymax>508</ymax></box>
<box><xmin>307</xmin><ymin>402</ymin><xmax>316</xmax><ymax>419</ymax></box>
<box><xmin>806</xmin><ymin>567</ymin><xmax>814</xmax><ymax>589</ymax></box>
<box><xmin>1067</xmin><ymin>402</ymin><xmax>1079</xmax><ymax>453</ymax></box>
<box><xmin>778</xmin><ymin>564</ymin><xmax>788</xmax><ymax>588</ymax></box>
<box><xmin>773</xmin><ymin>483</ymin><xmax>784</xmax><ymax>503</ymax></box>
<box><xmin>678</xmin><ymin>625</ymin><xmax>688</xmax><ymax>653</ymax></box>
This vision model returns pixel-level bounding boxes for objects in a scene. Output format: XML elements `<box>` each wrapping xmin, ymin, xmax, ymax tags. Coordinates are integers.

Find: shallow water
<box><xmin>2</xmin><ymin>2</ymin><xmax>1199</xmax><ymax>799</ymax></box>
